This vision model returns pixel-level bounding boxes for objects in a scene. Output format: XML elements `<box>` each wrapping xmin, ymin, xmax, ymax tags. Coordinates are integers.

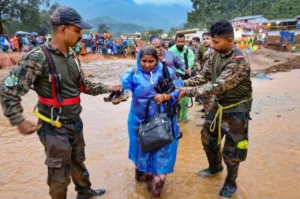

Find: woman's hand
<box><xmin>108</xmin><ymin>83</ymin><xmax>123</xmax><ymax>92</ymax></box>
<box><xmin>154</xmin><ymin>94</ymin><xmax>167</xmax><ymax>104</ymax></box>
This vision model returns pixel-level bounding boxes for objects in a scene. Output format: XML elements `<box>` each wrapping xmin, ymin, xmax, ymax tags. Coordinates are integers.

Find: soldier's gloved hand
<box><xmin>108</xmin><ymin>84</ymin><xmax>123</xmax><ymax>92</ymax></box>
<box><xmin>17</xmin><ymin>121</ymin><xmax>42</xmax><ymax>135</ymax></box>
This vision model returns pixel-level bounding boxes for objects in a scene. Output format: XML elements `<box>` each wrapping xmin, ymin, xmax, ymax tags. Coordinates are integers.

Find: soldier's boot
<box><xmin>198</xmin><ymin>150</ymin><xmax>223</xmax><ymax>177</ymax></box>
<box><xmin>76</xmin><ymin>188</ymin><xmax>106</xmax><ymax>199</ymax></box>
<box><xmin>103</xmin><ymin>92</ymin><xmax>116</xmax><ymax>102</ymax></box>
<box><xmin>219</xmin><ymin>164</ymin><xmax>239</xmax><ymax>198</ymax></box>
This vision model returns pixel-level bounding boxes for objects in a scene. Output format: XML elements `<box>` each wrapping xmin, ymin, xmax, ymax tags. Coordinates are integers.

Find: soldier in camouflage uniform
<box><xmin>200</xmin><ymin>33</ymin><xmax>214</xmax><ymax>116</ymax></box>
<box><xmin>0</xmin><ymin>7</ymin><xmax>122</xmax><ymax>199</ymax></box>
<box><xmin>177</xmin><ymin>21</ymin><xmax>252</xmax><ymax>198</ymax></box>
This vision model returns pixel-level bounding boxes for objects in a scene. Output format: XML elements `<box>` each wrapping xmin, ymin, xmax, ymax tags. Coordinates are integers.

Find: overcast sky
<box><xmin>133</xmin><ymin>0</ymin><xmax>192</xmax><ymax>6</ymax></box>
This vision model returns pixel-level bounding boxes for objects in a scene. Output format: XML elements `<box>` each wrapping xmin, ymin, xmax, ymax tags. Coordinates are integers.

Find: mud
<box><xmin>0</xmin><ymin>58</ymin><xmax>300</xmax><ymax>198</ymax></box>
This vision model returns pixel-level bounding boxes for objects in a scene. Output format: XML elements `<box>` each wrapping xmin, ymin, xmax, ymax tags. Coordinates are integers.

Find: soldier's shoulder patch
<box><xmin>4</xmin><ymin>75</ymin><xmax>19</xmax><ymax>88</ymax></box>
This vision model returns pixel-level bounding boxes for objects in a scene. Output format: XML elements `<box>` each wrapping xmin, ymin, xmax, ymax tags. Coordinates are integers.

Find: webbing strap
<box><xmin>210</xmin><ymin>98</ymin><xmax>253</xmax><ymax>146</ymax></box>
<box><xmin>40</xmin><ymin>45</ymin><xmax>62</xmax><ymax>107</ymax></box>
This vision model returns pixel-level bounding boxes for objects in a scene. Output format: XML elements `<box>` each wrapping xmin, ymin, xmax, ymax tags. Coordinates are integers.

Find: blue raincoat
<box><xmin>120</xmin><ymin>52</ymin><xmax>183</xmax><ymax>174</ymax></box>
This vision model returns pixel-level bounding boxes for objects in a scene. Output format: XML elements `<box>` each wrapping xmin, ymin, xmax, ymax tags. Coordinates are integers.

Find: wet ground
<box><xmin>0</xmin><ymin>61</ymin><xmax>300</xmax><ymax>199</ymax></box>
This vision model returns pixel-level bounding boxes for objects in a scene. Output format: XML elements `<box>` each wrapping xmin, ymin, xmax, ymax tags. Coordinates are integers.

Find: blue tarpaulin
<box><xmin>255</xmin><ymin>73</ymin><xmax>272</xmax><ymax>80</ymax></box>
<box><xmin>280</xmin><ymin>31</ymin><xmax>295</xmax><ymax>42</ymax></box>
<box><xmin>297</xmin><ymin>24</ymin><xmax>300</xmax><ymax>29</ymax></box>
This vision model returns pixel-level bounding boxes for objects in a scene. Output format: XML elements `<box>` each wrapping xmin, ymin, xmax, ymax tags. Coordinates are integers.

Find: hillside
<box><xmin>87</xmin><ymin>16</ymin><xmax>146</xmax><ymax>37</ymax></box>
<box><xmin>51</xmin><ymin>0</ymin><xmax>191</xmax><ymax>30</ymax></box>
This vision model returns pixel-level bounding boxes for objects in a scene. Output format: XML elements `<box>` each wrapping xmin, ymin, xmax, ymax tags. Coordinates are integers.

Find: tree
<box><xmin>186</xmin><ymin>0</ymin><xmax>300</xmax><ymax>30</ymax></box>
<box><xmin>168</xmin><ymin>27</ymin><xmax>179</xmax><ymax>38</ymax></box>
<box><xmin>97</xmin><ymin>23</ymin><xmax>109</xmax><ymax>33</ymax></box>
<box><xmin>36</xmin><ymin>3</ymin><xmax>61</xmax><ymax>35</ymax></box>
<box><xmin>0</xmin><ymin>0</ymin><xmax>50</xmax><ymax>35</ymax></box>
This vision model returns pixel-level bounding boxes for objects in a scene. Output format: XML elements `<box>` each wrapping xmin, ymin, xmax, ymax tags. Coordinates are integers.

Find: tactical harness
<box><xmin>34</xmin><ymin>45</ymin><xmax>84</xmax><ymax>128</ymax></box>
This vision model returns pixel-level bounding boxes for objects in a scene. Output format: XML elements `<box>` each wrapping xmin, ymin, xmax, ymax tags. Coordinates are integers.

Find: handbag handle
<box><xmin>144</xmin><ymin>96</ymin><xmax>182</xmax><ymax>140</ymax></box>
<box><xmin>144</xmin><ymin>96</ymin><xmax>162</xmax><ymax>121</ymax></box>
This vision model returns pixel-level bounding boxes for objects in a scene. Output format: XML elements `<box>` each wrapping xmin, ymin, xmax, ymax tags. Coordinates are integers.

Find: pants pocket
<box><xmin>233</xmin><ymin>148</ymin><xmax>247</xmax><ymax>162</ymax></box>
<box><xmin>45</xmin><ymin>157</ymin><xmax>63</xmax><ymax>168</ymax></box>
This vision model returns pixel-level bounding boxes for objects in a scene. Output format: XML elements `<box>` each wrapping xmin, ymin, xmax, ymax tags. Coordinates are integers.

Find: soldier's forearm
<box><xmin>9</xmin><ymin>114</ymin><xmax>25</xmax><ymax>126</ymax></box>
<box><xmin>185</xmin><ymin>87</ymin><xmax>197</xmax><ymax>98</ymax></box>
<box><xmin>183</xmin><ymin>76</ymin><xmax>207</xmax><ymax>87</ymax></box>
<box><xmin>83</xmin><ymin>80</ymin><xmax>109</xmax><ymax>96</ymax></box>
<box><xmin>1</xmin><ymin>94</ymin><xmax>25</xmax><ymax>126</ymax></box>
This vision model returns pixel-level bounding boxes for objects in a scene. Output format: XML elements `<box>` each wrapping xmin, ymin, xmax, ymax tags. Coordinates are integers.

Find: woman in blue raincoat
<box><xmin>120</xmin><ymin>45</ymin><xmax>183</xmax><ymax>198</ymax></box>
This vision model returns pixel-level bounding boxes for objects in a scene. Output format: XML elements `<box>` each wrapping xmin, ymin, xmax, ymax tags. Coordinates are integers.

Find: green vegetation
<box><xmin>87</xmin><ymin>16</ymin><xmax>146</xmax><ymax>38</ymax></box>
<box><xmin>186</xmin><ymin>0</ymin><xmax>300</xmax><ymax>29</ymax></box>
<box><xmin>0</xmin><ymin>0</ymin><xmax>54</xmax><ymax>35</ymax></box>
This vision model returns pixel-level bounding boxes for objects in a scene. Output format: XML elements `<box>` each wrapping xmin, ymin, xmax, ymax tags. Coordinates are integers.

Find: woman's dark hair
<box><xmin>210</xmin><ymin>20</ymin><xmax>234</xmax><ymax>38</ymax></box>
<box><xmin>139</xmin><ymin>45</ymin><xmax>159</xmax><ymax>62</ymax></box>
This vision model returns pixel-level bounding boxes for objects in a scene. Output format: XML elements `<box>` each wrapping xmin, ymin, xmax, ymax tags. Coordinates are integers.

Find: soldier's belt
<box><xmin>38</xmin><ymin>96</ymin><xmax>80</xmax><ymax>107</ymax></box>
<box><xmin>210</xmin><ymin>98</ymin><xmax>253</xmax><ymax>146</ymax></box>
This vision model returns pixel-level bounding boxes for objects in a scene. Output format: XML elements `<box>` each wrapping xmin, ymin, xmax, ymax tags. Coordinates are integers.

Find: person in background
<box><xmin>150</xmin><ymin>36</ymin><xmax>186</xmax><ymax>75</ymax></box>
<box><xmin>130</xmin><ymin>41</ymin><xmax>136</xmax><ymax>59</ymax></box>
<box><xmin>169</xmin><ymin>33</ymin><xmax>195</xmax><ymax>123</ymax></box>
<box><xmin>74</xmin><ymin>42</ymin><xmax>81</xmax><ymax>56</ymax></box>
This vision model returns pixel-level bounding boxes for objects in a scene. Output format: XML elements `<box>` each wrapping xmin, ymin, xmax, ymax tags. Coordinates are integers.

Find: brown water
<box><xmin>1</xmin><ymin>64</ymin><xmax>300</xmax><ymax>199</ymax></box>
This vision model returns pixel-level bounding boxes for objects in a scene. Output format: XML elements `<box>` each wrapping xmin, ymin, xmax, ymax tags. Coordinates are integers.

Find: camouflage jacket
<box><xmin>0</xmin><ymin>44</ymin><xmax>109</xmax><ymax>126</ymax></box>
<box><xmin>184</xmin><ymin>46</ymin><xmax>252</xmax><ymax>112</ymax></box>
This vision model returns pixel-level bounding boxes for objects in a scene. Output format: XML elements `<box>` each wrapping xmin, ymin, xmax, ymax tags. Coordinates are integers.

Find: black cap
<box><xmin>50</xmin><ymin>6</ymin><xmax>92</xmax><ymax>29</ymax></box>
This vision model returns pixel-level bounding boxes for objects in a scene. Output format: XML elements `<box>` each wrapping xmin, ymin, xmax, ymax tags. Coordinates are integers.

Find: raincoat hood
<box><xmin>136</xmin><ymin>50</ymin><xmax>162</xmax><ymax>74</ymax></box>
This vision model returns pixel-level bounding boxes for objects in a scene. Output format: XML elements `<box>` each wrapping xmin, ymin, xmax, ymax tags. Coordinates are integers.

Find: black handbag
<box><xmin>136</xmin><ymin>96</ymin><xmax>180</xmax><ymax>153</ymax></box>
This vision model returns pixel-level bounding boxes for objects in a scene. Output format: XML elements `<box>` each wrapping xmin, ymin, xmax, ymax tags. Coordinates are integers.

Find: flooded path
<box><xmin>0</xmin><ymin>63</ymin><xmax>300</xmax><ymax>199</ymax></box>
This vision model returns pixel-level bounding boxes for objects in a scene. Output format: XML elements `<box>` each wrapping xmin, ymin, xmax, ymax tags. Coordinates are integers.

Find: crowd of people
<box><xmin>74</xmin><ymin>35</ymin><xmax>140</xmax><ymax>58</ymax></box>
<box><xmin>0</xmin><ymin>6</ymin><xmax>253</xmax><ymax>199</ymax></box>
<box><xmin>0</xmin><ymin>34</ymin><xmax>49</xmax><ymax>52</ymax></box>
<box><xmin>0</xmin><ymin>32</ymin><xmax>143</xmax><ymax>59</ymax></box>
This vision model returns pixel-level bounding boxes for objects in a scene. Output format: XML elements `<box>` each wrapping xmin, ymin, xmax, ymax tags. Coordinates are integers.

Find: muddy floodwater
<box><xmin>0</xmin><ymin>61</ymin><xmax>300</xmax><ymax>199</ymax></box>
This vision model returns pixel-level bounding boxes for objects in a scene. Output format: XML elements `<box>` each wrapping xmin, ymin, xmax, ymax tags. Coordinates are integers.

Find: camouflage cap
<box><xmin>51</xmin><ymin>6</ymin><xmax>92</xmax><ymax>29</ymax></box>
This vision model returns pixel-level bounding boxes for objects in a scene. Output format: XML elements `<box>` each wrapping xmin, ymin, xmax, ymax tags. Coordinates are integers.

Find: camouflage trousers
<box><xmin>37</xmin><ymin>117</ymin><xmax>92</xmax><ymax>199</ymax></box>
<box><xmin>201</xmin><ymin>104</ymin><xmax>250</xmax><ymax>168</ymax></box>
<box><xmin>201</xmin><ymin>95</ymin><xmax>215</xmax><ymax>115</ymax></box>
